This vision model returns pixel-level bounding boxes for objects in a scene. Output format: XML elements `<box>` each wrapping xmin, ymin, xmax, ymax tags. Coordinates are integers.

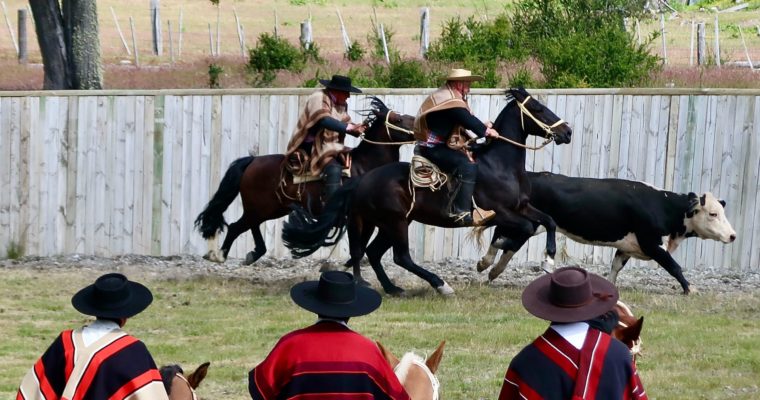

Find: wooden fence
<box><xmin>1</xmin><ymin>88</ymin><xmax>759</xmax><ymax>273</ymax></box>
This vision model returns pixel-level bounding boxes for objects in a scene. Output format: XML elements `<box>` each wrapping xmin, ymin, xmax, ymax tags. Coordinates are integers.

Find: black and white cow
<box><xmin>477</xmin><ymin>171</ymin><xmax>737</xmax><ymax>294</ymax></box>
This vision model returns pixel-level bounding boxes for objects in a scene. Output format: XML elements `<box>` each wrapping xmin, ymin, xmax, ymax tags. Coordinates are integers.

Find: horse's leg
<box><xmin>346</xmin><ymin>215</ymin><xmax>373</xmax><ymax>287</ymax></box>
<box><xmin>487</xmin><ymin>208</ymin><xmax>540</xmax><ymax>281</ymax></box>
<box><xmin>608</xmin><ymin>250</ymin><xmax>630</xmax><ymax>284</ymax></box>
<box><xmin>208</xmin><ymin>217</ymin><xmax>248</xmax><ymax>263</ymax></box>
<box><xmin>476</xmin><ymin>228</ymin><xmax>502</xmax><ymax>273</ymax></box>
<box><xmin>381</xmin><ymin>221</ymin><xmax>452</xmax><ymax>296</ymax></box>
<box><xmin>520</xmin><ymin>204</ymin><xmax>557</xmax><ymax>270</ymax></box>
<box><xmin>243</xmin><ymin>222</ymin><xmax>267</xmax><ymax>266</ymax></box>
<box><xmin>366</xmin><ymin>232</ymin><xmax>404</xmax><ymax>295</ymax></box>
<box><xmin>488</xmin><ymin>234</ymin><xmax>532</xmax><ymax>282</ymax></box>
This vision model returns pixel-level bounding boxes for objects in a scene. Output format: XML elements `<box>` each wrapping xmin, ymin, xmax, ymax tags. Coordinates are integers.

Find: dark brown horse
<box><xmin>282</xmin><ymin>88</ymin><xmax>572</xmax><ymax>295</ymax></box>
<box><xmin>160</xmin><ymin>362</ymin><xmax>210</xmax><ymax>400</ymax></box>
<box><xmin>195</xmin><ymin>97</ymin><xmax>415</xmax><ymax>265</ymax></box>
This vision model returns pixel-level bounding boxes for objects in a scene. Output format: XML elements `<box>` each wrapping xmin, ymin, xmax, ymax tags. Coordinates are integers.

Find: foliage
<box><xmin>510</xmin><ymin>0</ymin><xmax>661</xmax><ymax>87</ymax></box>
<box><xmin>208</xmin><ymin>63</ymin><xmax>224</xmax><ymax>88</ymax></box>
<box><xmin>346</xmin><ymin>40</ymin><xmax>366</xmax><ymax>62</ymax></box>
<box><xmin>384</xmin><ymin>59</ymin><xmax>436</xmax><ymax>88</ymax></box>
<box><xmin>426</xmin><ymin>15</ymin><xmax>528</xmax><ymax>64</ymax></box>
<box><xmin>507</xmin><ymin>66</ymin><xmax>539</xmax><ymax>88</ymax></box>
<box><xmin>301</xmin><ymin>42</ymin><xmax>323</xmax><ymax>63</ymax></box>
<box><xmin>247</xmin><ymin>33</ymin><xmax>305</xmax><ymax>75</ymax></box>
<box><xmin>368</xmin><ymin>23</ymin><xmax>400</xmax><ymax>61</ymax></box>
<box><xmin>5</xmin><ymin>240</ymin><xmax>24</xmax><ymax>260</ymax></box>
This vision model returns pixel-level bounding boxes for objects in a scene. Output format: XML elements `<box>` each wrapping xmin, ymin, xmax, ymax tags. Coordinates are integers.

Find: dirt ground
<box><xmin>2</xmin><ymin>253</ymin><xmax>759</xmax><ymax>295</ymax></box>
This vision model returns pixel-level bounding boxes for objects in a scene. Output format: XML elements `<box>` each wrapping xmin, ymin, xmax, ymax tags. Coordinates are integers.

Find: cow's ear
<box><xmin>687</xmin><ymin>193</ymin><xmax>700</xmax><ymax>217</ymax></box>
<box><xmin>719</xmin><ymin>199</ymin><xmax>726</xmax><ymax>208</ymax></box>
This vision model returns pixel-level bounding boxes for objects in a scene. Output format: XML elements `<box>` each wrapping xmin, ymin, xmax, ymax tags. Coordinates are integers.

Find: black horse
<box><xmin>194</xmin><ymin>97</ymin><xmax>415</xmax><ymax>265</ymax></box>
<box><xmin>282</xmin><ymin>88</ymin><xmax>572</xmax><ymax>295</ymax></box>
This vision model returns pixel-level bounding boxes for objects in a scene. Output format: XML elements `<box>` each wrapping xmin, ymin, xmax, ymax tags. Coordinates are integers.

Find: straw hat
<box><xmin>445</xmin><ymin>68</ymin><xmax>483</xmax><ymax>82</ymax></box>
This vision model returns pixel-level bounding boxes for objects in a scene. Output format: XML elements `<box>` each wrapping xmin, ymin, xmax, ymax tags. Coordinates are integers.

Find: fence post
<box><xmin>635</xmin><ymin>18</ymin><xmax>641</xmax><ymax>46</ymax></box>
<box><xmin>697</xmin><ymin>21</ymin><xmax>706</xmax><ymax>66</ymax></box>
<box><xmin>234</xmin><ymin>7</ymin><xmax>245</xmax><ymax>56</ymax></box>
<box><xmin>1</xmin><ymin>1</ymin><xmax>18</xmax><ymax>55</ymax></box>
<box><xmin>274</xmin><ymin>9</ymin><xmax>278</xmax><ymax>38</ymax></box>
<box><xmin>737</xmin><ymin>25</ymin><xmax>754</xmax><ymax>70</ymax></box>
<box><xmin>151</xmin><ymin>0</ymin><xmax>162</xmax><ymax>56</ymax></box>
<box><xmin>17</xmin><ymin>8</ymin><xmax>26</xmax><ymax>64</ymax></box>
<box><xmin>178</xmin><ymin>8</ymin><xmax>183</xmax><ymax>58</ymax></box>
<box><xmin>420</xmin><ymin>7</ymin><xmax>429</xmax><ymax>58</ymax></box>
<box><xmin>215</xmin><ymin>3</ymin><xmax>220</xmax><ymax>57</ymax></box>
<box><xmin>660</xmin><ymin>13</ymin><xmax>668</xmax><ymax>65</ymax></box>
<box><xmin>129</xmin><ymin>16</ymin><xmax>139</xmax><ymax>67</ymax></box>
<box><xmin>111</xmin><ymin>7</ymin><xmax>131</xmax><ymax>56</ymax></box>
<box><xmin>208</xmin><ymin>23</ymin><xmax>214</xmax><ymax>56</ymax></box>
<box><xmin>379</xmin><ymin>23</ymin><xmax>390</xmax><ymax>64</ymax></box>
<box><xmin>167</xmin><ymin>20</ymin><xmax>174</xmax><ymax>64</ymax></box>
<box><xmin>300</xmin><ymin>19</ymin><xmax>312</xmax><ymax>50</ymax></box>
<box><xmin>689</xmin><ymin>20</ymin><xmax>695</xmax><ymax>66</ymax></box>
<box><xmin>714</xmin><ymin>14</ymin><xmax>720</xmax><ymax>67</ymax></box>
<box><xmin>336</xmin><ymin>8</ymin><xmax>351</xmax><ymax>53</ymax></box>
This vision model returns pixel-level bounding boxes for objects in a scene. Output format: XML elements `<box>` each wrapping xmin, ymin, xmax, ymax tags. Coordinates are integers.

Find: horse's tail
<box><xmin>194</xmin><ymin>156</ymin><xmax>255</xmax><ymax>239</ymax></box>
<box><xmin>282</xmin><ymin>178</ymin><xmax>361</xmax><ymax>258</ymax></box>
<box><xmin>467</xmin><ymin>225</ymin><xmax>490</xmax><ymax>250</ymax></box>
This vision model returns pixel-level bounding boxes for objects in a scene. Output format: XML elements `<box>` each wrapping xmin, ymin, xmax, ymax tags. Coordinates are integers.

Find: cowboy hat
<box><xmin>445</xmin><ymin>68</ymin><xmax>483</xmax><ymax>82</ymax></box>
<box><xmin>319</xmin><ymin>75</ymin><xmax>362</xmax><ymax>93</ymax></box>
<box><xmin>290</xmin><ymin>271</ymin><xmax>381</xmax><ymax>318</ymax></box>
<box><xmin>522</xmin><ymin>266</ymin><xmax>619</xmax><ymax>323</ymax></box>
<box><xmin>71</xmin><ymin>273</ymin><xmax>153</xmax><ymax>319</ymax></box>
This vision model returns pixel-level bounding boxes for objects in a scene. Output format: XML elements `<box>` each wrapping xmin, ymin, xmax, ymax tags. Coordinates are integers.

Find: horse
<box><xmin>159</xmin><ymin>362</ymin><xmax>210</xmax><ymax>400</ymax></box>
<box><xmin>612</xmin><ymin>301</ymin><xmax>643</xmax><ymax>363</ymax></box>
<box><xmin>377</xmin><ymin>341</ymin><xmax>445</xmax><ymax>400</ymax></box>
<box><xmin>282</xmin><ymin>88</ymin><xmax>572</xmax><ymax>295</ymax></box>
<box><xmin>195</xmin><ymin>97</ymin><xmax>416</xmax><ymax>265</ymax></box>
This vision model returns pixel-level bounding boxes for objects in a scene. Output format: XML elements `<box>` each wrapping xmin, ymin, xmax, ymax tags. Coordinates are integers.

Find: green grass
<box><xmin>2</xmin><ymin>269</ymin><xmax>760</xmax><ymax>399</ymax></box>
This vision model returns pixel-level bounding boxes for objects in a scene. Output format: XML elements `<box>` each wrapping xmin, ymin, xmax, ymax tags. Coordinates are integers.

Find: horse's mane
<box><xmin>357</xmin><ymin>96</ymin><xmax>390</xmax><ymax>131</ymax></box>
<box><xmin>394</xmin><ymin>352</ymin><xmax>425</xmax><ymax>382</ymax></box>
<box><xmin>159</xmin><ymin>364</ymin><xmax>184</xmax><ymax>394</ymax></box>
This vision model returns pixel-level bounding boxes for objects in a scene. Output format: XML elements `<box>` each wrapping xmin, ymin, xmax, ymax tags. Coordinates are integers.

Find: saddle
<box><xmin>284</xmin><ymin>149</ymin><xmax>351</xmax><ymax>184</ymax></box>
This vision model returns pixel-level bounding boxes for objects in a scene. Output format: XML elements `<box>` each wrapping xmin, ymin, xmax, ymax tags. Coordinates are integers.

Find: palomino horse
<box><xmin>377</xmin><ymin>341</ymin><xmax>445</xmax><ymax>400</ymax></box>
<box><xmin>195</xmin><ymin>97</ymin><xmax>415</xmax><ymax>265</ymax></box>
<box><xmin>612</xmin><ymin>301</ymin><xmax>644</xmax><ymax>362</ymax></box>
<box><xmin>282</xmin><ymin>88</ymin><xmax>572</xmax><ymax>295</ymax></box>
<box><xmin>160</xmin><ymin>362</ymin><xmax>210</xmax><ymax>400</ymax></box>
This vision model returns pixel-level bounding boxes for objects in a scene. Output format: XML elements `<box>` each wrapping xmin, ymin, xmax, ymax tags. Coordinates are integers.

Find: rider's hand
<box><xmin>347</xmin><ymin>123</ymin><xmax>366</xmax><ymax>134</ymax></box>
<box><xmin>485</xmin><ymin>128</ymin><xmax>499</xmax><ymax>138</ymax></box>
<box><xmin>485</xmin><ymin>121</ymin><xmax>494</xmax><ymax>129</ymax></box>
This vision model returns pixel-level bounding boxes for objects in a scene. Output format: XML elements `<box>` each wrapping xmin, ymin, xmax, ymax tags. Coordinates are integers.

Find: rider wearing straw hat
<box><xmin>285</xmin><ymin>75</ymin><xmax>367</xmax><ymax>202</ymax></box>
<box><xmin>248</xmin><ymin>271</ymin><xmax>409</xmax><ymax>400</ymax></box>
<box><xmin>17</xmin><ymin>273</ymin><xmax>169</xmax><ymax>400</ymax></box>
<box><xmin>414</xmin><ymin>68</ymin><xmax>499</xmax><ymax>227</ymax></box>
<box><xmin>498</xmin><ymin>266</ymin><xmax>648</xmax><ymax>400</ymax></box>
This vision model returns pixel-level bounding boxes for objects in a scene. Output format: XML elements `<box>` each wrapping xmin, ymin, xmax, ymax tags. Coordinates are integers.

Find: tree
<box><xmin>29</xmin><ymin>0</ymin><xmax>102</xmax><ymax>89</ymax></box>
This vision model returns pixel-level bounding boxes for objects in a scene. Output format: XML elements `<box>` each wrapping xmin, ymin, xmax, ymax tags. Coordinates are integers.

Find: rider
<box><xmin>285</xmin><ymin>75</ymin><xmax>366</xmax><ymax>201</ymax></box>
<box><xmin>413</xmin><ymin>68</ymin><xmax>498</xmax><ymax>226</ymax></box>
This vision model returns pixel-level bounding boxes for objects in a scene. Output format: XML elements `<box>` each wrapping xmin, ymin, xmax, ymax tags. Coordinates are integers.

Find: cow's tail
<box><xmin>194</xmin><ymin>156</ymin><xmax>255</xmax><ymax>239</ymax></box>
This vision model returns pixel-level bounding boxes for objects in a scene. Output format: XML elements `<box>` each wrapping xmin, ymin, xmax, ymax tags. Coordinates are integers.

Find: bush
<box><xmin>426</xmin><ymin>15</ymin><xmax>528</xmax><ymax>64</ymax></box>
<box><xmin>301</xmin><ymin>42</ymin><xmax>323</xmax><ymax>63</ymax></box>
<box><xmin>346</xmin><ymin>40</ymin><xmax>365</xmax><ymax>62</ymax></box>
<box><xmin>208</xmin><ymin>63</ymin><xmax>223</xmax><ymax>88</ymax></box>
<box><xmin>507</xmin><ymin>67</ymin><xmax>539</xmax><ymax>88</ymax></box>
<box><xmin>247</xmin><ymin>33</ymin><xmax>305</xmax><ymax>74</ymax></box>
<box><xmin>5</xmin><ymin>240</ymin><xmax>24</xmax><ymax>260</ymax></box>
<box><xmin>385</xmin><ymin>59</ymin><xmax>434</xmax><ymax>88</ymax></box>
<box><xmin>368</xmin><ymin>24</ymin><xmax>400</xmax><ymax>61</ymax></box>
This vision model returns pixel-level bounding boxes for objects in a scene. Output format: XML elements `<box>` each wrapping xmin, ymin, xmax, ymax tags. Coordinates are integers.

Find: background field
<box><xmin>0</xmin><ymin>0</ymin><xmax>758</xmax><ymax>89</ymax></box>
<box><xmin>2</xmin><ymin>261</ymin><xmax>760</xmax><ymax>399</ymax></box>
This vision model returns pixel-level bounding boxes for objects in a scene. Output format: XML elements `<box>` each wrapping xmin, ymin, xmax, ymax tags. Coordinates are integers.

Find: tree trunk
<box><xmin>65</xmin><ymin>0</ymin><xmax>102</xmax><ymax>89</ymax></box>
<box><xmin>28</xmin><ymin>0</ymin><xmax>71</xmax><ymax>89</ymax></box>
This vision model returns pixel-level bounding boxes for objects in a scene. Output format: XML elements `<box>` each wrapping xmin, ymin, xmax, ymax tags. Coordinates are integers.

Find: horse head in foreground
<box><xmin>377</xmin><ymin>341</ymin><xmax>445</xmax><ymax>400</ymax></box>
<box><xmin>160</xmin><ymin>362</ymin><xmax>210</xmax><ymax>400</ymax></box>
<box><xmin>611</xmin><ymin>301</ymin><xmax>643</xmax><ymax>362</ymax></box>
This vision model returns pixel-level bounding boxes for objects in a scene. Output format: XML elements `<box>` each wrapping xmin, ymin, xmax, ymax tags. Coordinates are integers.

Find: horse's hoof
<box><xmin>541</xmin><ymin>257</ymin><xmax>555</xmax><ymax>274</ymax></box>
<box><xmin>355</xmin><ymin>277</ymin><xmax>372</xmax><ymax>287</ymax></box>
<box><xmin>488</xmin><ymin>270</ymin><xmax>502</xmax><ymax>282</ymax></box>
<box><xmin>436</xmin><ymin>282</ymin><xmax>455</xmax><ymax>296</ymax></box>
<box><xmin>205</xmin><ymin>250</ymin><xmax>226</xmax><ymax>263</ymax></box>
<box><xmin>386</xmin><ymin>287</ymin><xmax>406</xmax><ymax>297</ymax></box>
<box><xmin>476</xmin><ymin>260</ymin><xmax>490</xmax><ymax>273</ymax></box>
<box><xmin>242</xmin><ymin>251</ymin><xmax>263</xmax><ymax>266</ymax></box>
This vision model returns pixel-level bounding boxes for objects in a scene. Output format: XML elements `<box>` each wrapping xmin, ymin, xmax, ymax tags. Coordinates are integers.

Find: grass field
<box><xmin>2</xmin><ymin>268</ymin><xmax>760</xmax><ymax>399</ymax></box>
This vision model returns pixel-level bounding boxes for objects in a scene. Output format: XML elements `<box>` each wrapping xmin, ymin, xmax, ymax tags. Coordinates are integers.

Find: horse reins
<box><xmin>359</xmin><ymin>110</ymin><xmax>417</xmax><ymax>145</ymax></box>
<box><xmin>478</xmin><ymin>95</ymin><xmax>567</xmax><ymax>151</ymax></box>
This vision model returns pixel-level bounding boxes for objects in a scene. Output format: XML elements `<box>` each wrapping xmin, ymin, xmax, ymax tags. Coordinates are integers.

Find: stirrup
<box><xmin>472</xmin><ymin>208</ymin><xmax>496</xmax><ymax>226</ymax></box>
<box><xmin>451</xmin><ymin>212</ymin><xmax>473</xmax><ymax>227</ymax></box>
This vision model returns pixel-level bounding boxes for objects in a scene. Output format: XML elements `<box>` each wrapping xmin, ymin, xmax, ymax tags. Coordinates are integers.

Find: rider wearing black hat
<box><xmin>17</xmin><ymin>273</ymin><xmax>169</xmax><ymax>400</ymax></box>
<box><xmin>285</xmin><ymin>75</ymin><xmax>366</xmax><ymax>202</ymax></box>
<box><xmin>248</xmin><ymin>271</ymin><xmax>409</xmax><ymax>400</ymax></box>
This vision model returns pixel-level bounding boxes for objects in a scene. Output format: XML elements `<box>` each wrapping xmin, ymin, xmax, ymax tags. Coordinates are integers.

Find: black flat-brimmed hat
<box><xmin>71</xmin><ymin>273</ymin><xmax>153</xmax><ymax>319</ymax></box>
<box><xmin>319</xmin><ymin>75</ymin><xmax>362</xmax><ymax>93</ymax></box>
<box><xmin>522</xmin><ymin>266</ymin><xmax>619</xmax><ymax>323</ymax></box>
<box><xmin>290</xmin><ymin>271</ymin><xmax>381</xmax><ymax>318</ymax></box>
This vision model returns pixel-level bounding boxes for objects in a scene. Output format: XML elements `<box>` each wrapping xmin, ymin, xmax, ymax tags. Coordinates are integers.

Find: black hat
<box><xmin>522</xmin><ymin>266</ymin><xmax>619</xmax><ymax>323</ymax></box>
<box><xmin>290</xmin><ymin>271</ymin><xmax>381</xmax><ymax>318</ymax></box>
<box><xmin>71</xmin><ymin>273</ymin><xmax>153</xmax><ymax>319</ymax></box>
<box><xmin>319</xmin><ymin>75</ymin><xmax>362</xmax><ymax>93</ymax></box>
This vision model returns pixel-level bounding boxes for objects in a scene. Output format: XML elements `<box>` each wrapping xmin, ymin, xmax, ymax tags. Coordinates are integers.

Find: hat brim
<box><xmin>319</xmin><ymin>79</ymin><xmax>362</xmax><ymax>93</ymax></box>
<box><xmin>290</xmin><ymin>281</ymin><xmax>381</xmax><ymax>318</ymax></box>
<box><xmin>446</xmin><ymin>75</ymin><xmax>483</xmax><ymax>82</ymax></box>
<box><xmin>522</xmin><ymin>274</ymin><xmax>618</xmax><ymax>323</ymax></box>
<box><xmin>71</xmin><ymin>281</ymin><xmax>153</xmax><ymax>319</ymax></box>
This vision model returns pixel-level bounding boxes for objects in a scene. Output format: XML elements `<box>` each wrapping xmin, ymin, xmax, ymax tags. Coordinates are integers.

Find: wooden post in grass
<box><xmin>111</xmin><ymin>7</ymin><xmax>131</xmax><ymax>56</ymax></box>
<box><xmin>697</xmin><ymin>22</ymin><xmax>706</xmax><ymax>66</ymax></box>
<box><xmin>130</xmin><ymin>16</ymin><xmax>140</xmax><ymax>67</ymax></box>
<box><xmin>208</xmin><ymin>23</ymin><xmax>214</xmax><ymax>56</ymax></box>
<box><xmin>1</xmin><ymin>1</ymin><xmax>18</xmax><ymax>55</ymax></box>
<box><xmin>274</xmin><ymin>10</ymin><xmax>279</xmax><ymax>38</ymax></box>
<box><xmin>379</xmin><ymin>23</ymin><xmax>390</xmax><ymax>64</ymax></box>
<box><xmin>215</xmin><ymin>3</ymin><xmax>220</xmax><ymax>57</ymax></box>
<box><xmin>336</xmin><ymin>9</ymin><xmax>351</xmax><ymax>53</ymax></box>
<box><xmin>300</xmin><ymin>19</ymin><xmax>312</xmax><ymax>50</ymax></box>
<box><xmin>714</xmin><ymin>14</ymin><xmax>720</xmax><ymax>67</ymax></box>
<box><xmin>660</xmin><ymin>13</ymin><xmax>668</xmax><ymax>65</ymax></box>
<box><xmin>17</xmin><ymin>8</ymin><xmax>26</xmax><ymax>64</ymax></box>
<box><xmin>234</xmin><ymin>7</ymin><xmax>245</xmax><ymax>56</ymax></box>
<box><xmin>168</xmin><ymin>20</ymin><xmax>174</xmax><ymax>64</ymax></box>
<box><xmin>151</xmin><ymin>0</ymin><xmax>162</xmax><ymax>56</ymax></box>
<box><xmin>690</xmin><ymin>20</ymin><xmax>695</xmax><ymax>66</ymax></box>
<box><xmin>178</xmin><ymin>8</ymin><xmax>183</xmax><ymax>58</ymax></box>
<box><xmin>737</xmin><ymin>25</ymin><xmax>754</xmax><ymax>70</ymax></box>
<box><xmin>420</xmin><ymin>7</ymin><xmax>429</xmax><ymax>58</ymax></box>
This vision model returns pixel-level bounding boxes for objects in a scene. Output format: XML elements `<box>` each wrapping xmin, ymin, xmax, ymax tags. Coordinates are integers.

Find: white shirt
<box><xmin>81</xmin><ymin>319</ymin><xmax>121</xmax><ymax>346</ymax></box>
<box><xmin>550</xmin><ymin>322</ymin><xmax>590</xmax><ymax>350</ymax></box>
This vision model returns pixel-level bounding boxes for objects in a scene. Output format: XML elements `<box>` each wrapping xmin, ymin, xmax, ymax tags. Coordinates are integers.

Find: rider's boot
<box><xmin>323</xmin><ymin>163</ymin><xmax>343</xmax><ymax>202</ymax></box>
<box><xmin>450</xmin><ymin>164</ymin><xmax>495</xmax><ymax>227</ymax></box>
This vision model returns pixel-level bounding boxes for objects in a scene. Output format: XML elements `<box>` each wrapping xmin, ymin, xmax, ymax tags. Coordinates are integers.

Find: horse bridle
<box><xmin>485</xmin><ymin>95</ymin><xmax>567</xmax><ymax>151</ymax></box>
<box><xmin>359</xmin><ymin>110</ymin><xmax>416</xmax><ymax>145</ymax></box>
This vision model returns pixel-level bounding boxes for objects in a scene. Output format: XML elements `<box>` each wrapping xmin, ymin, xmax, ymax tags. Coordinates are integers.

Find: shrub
<box><xmin>368</xmin><ymin>23</ymin><xmax>400</xmax><ymax>61</ymax></box>
<box><xmin>508</xmin><ymin>67</ymin><xmax>539</xmax><ymax>88</ymax></box>
<box><xmin>5</xmin><ymin>240</ymin><xmax>24</xmax><ymax>260</ymax></box>
<box><xmin>208</xmin><ymin>63</ymin><xmax>224</xmax><ymax>88</ymax></box>
<box><xmin>301</xmin><ymin>42</ymin><xmax>323</xmax><ymax>63</ymax></box>
<box><xmin>247</xmin><ymin>33</ymin><xmax>304</xmax><ymax>74</ymax></box>
<box><xmin>346</xmin><ymin>40</ymin><xmax>365</xmax><ymax>62</ymax></box>
<box><xmin>385</xmin><ymin>59</ymin><xmax>433</xmax><ymax>88</ymax></box>
<box><xmin>426</xmin><ymin>15</ymin><xmax>528</xmax><ymax>64</ymax></box>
